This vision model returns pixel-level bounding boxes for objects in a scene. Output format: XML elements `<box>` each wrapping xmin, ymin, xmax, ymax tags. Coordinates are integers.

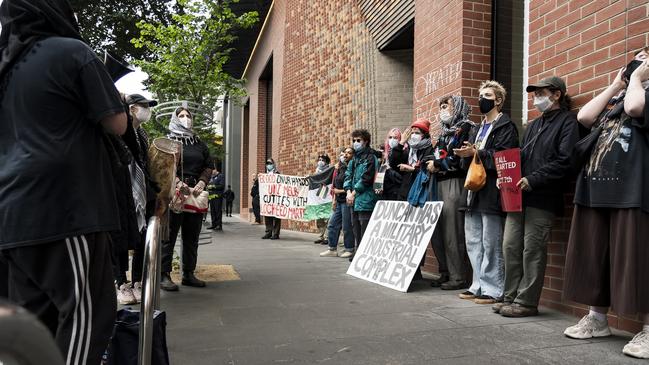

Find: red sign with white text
<box><xmin>494</xmin><ymin>148</ymin><xmax>522</xmax><ymax>212</ymax></box>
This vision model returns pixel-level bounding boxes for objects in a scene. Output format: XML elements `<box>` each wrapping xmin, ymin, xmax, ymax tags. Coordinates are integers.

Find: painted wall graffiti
<box><xmin>414</xmin><ymin>61</ymin><xmax>462</xmax><ymax>103</ymax></box>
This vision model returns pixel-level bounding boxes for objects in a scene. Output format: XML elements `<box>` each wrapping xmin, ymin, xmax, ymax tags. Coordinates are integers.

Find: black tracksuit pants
<box><xmin>3</xmin><ymin>232</ymin><xmax>116</xmax><ymax>365</ymax></box>
<box><xmin>161</xmin><ymin>211</ymin><xmax>203</xmax><ymax>273</ymax></box>
<box><xmin>0</xmin><ymin>255</ymin><xmax>8</xmax><ymax>298</ymax></box>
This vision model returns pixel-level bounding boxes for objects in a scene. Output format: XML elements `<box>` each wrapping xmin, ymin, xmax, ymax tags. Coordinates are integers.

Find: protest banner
<box><xmin>258</xmin><ymin>173</ymin><xmax>310</xmax><ymax>221</ymax></box>
<box><xmin>303</xmin><ymin>166</ymin><xmax>335</xmax><ymax>220</ymax></box>
<box><xmin>494</xmin><ymin>148</ymin><xmax>522</xmax><ymax>212</ymax></box>
<box><xmin>346</xmin><ymin>200</ymin><xmax>443</xmax><ymax>292</ymax></box>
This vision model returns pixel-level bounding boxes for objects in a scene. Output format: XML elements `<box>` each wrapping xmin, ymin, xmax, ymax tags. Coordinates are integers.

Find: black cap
<box><xmin>125</xmin><ymin>94</ymin><xmax>158</xmax><ymax>107</ymax></box>
<box><xmin>526</xmin><ymin>76</ymin><xmax>566</xmax><ymax>94</ymax></box>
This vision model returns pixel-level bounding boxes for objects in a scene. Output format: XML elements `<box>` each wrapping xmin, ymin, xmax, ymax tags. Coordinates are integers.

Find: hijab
<box><xmin>440</xmin><ymin>95</ymin><xmax>473</xmax><ymax>137</ymax></box>
<box><xmin>0</xmin><ymin>0</ymin><xmax>82</xmax><ymax>84</ymax></box>
<box><xmin>167</xmin><ymin>107</ymin><xmax>196</xmax><ymax>143</ymax></box>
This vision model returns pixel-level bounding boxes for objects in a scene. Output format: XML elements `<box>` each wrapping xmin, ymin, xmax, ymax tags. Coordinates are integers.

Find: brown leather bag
<box><xmin>464</xmin><ymin>150</ymin><xmax>487</xmax><ymax>192</ymax></box>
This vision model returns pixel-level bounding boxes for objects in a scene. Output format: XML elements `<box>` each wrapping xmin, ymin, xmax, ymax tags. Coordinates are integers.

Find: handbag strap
<box><xmin>472</xmin><ymin>149</ymin><xmax>482</xmax><ymax>164</ymax></box>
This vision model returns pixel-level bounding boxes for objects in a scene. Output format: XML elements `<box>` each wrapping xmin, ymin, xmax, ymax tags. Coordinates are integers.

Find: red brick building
<box><xmin>223</xmin><ymin>0</ymin><xmax>649</xmax><ymax>332</ymax></box>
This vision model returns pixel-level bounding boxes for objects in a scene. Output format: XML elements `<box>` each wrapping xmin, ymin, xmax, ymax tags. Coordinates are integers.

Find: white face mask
<box><xmin>353</xmin><ymin>141</ymin><xmax>363</xmax><ymax>151</ymax></box>
<box><xmin>408</xmin><ymin>134</ymin><xmax>422</xmax><ymax>145</ymax></box>
<box><xmin>135</xmin><ymin>107</ymin><xmax>152</xmax><ymax>123</ymax></box>
<box><xmin>388</xmin><ymin>138</ymin><xmax>399</xmax><ymax>149</ymax></box>
<box><xmin>317</xmin><ymin>161</ymin><xmax>325</xmax><ymax>168</ymax></box>
<box><xmin>440</xmin><ymin>110</ymin><xmax>452</xmax><ymax>123</ymax></box>
<box><xmin>339</xmin><ymin>155</ymin><xmax>346</xmax><ymax>163</ymax></box>
<box><xmin>178</xmin><ymin>116</ymin><xmax>192</xmax><ymax>129</ymax></box>
<box><xmin>533</xmin><ymin>95</ymin><xmax>553</xmax><ymax>113</ymax></box>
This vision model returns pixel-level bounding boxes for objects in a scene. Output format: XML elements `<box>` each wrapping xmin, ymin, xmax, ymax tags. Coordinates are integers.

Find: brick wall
<box><xmin>414</xmin><ymin>0</ymin><xmax>492</xmax><ymax>274</ymax></box>
<box><xmin>278</xmin><ymin>0</ymin><xmax>380</xmax><ymax>231</ymax></box>
<box><xmin>528</xmin><ymin>0</ymin><xmax>648</xmax><ymax>333</ymax></box>
<box><xmin>375</xmin><ymin>49</ymin><xmax>414</xmax><ymax>140</ymax></box>
<box><xmin>239</xmin><ymin>0</ymin><xmax>286</xmax><ymax>220</ymax></box>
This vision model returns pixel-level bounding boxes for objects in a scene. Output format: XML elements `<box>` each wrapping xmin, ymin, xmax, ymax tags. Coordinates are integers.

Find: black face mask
<box><xmin>623</xmin><ymin>60</ymin><xmax>643</xmax><ymax>83</ymax></box>
<box><xmin>479</xmin><ymin>97</ymin><xmax>496</xmax><ymax>114</ymax></box>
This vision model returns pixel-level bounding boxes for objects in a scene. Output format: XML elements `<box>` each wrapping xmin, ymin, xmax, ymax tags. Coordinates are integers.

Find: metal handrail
<box><xmin>138</xmin><ymin>216</ymin><xmax>162</xmax><ymax>365</ymax></box>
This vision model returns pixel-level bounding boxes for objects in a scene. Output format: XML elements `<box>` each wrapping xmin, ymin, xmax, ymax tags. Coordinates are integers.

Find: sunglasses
<box><xmin>352</xmin><ymin>138</ymin><xmax>362</xmax><ymax>142</ymax></box>
<box><xmin>388</xmin><ymin>136</ymin><xmax>398</xmax><ymax>139</ymax></box>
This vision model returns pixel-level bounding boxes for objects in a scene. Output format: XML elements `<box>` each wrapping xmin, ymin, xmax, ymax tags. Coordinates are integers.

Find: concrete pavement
<box><xmin>160</xmin><ymin>215</ymin><xmax>639</xmax><ymax>364</ymax></box>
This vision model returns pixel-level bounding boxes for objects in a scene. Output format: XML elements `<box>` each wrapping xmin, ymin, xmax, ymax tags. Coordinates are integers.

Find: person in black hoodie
<box><xmin>389</xmin><ymin>119</ymin><xmax>434</xmax><ymax>201</ymax></box>
<box><xmin>377</xmin><ymin>128</ymin><xmax>404</xmax><ymax>201</ymax></box>
<box><xmin>0</xmin><ymin>1</ymin><xmax>127</xmax><ymax>362</ymax></box>
<box><xmin>496</xmin><ymin>76</ymin><xmax>579</xmax><ymax>317</ymax></box>
<box><xmin>389</xmin><ymin>118</ymin><xmax>434</xmax><ymax>281</ymax></box>
<box><xmin>454</xmin><ymin>80</ymin><xmax>519</xmax><ymax>305</ymax></box>
<box><xmin>423</xmin><ymin>95</ymin><xmax>475</xmax><ymax>290</ymax></box>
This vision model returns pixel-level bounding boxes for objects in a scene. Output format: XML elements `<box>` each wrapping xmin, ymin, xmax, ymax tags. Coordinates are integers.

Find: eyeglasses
<box><xmin>352</xmin><ymin>138</ymin><xmax>362</xmax><ymax>142</ymax></box>
<box><xmin>388</xmin><ymin>136</ymin><xmax>397</xmax><ymax>139</ymax></box>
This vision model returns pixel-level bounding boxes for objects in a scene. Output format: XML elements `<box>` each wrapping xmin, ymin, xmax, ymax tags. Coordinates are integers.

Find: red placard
<box><xmin>494</xmin><ymin>148</ymin><xmax>522</xmax><ymax>212</ymax></box>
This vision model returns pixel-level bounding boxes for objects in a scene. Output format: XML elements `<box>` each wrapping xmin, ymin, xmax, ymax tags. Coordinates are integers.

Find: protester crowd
<box><xmin>0</xmin><ymin>0</ymin><xmax>648</xmax><ymax>362</ymax></box>
<box><xmin>300</xmin><ymin>56</ymin><xmax>649</xmax><ymax>359</ymax></box>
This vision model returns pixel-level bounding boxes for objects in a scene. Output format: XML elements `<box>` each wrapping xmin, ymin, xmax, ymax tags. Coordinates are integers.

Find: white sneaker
<box><xmin>563</xmin><ymin>314</ymin><xmax>611</xmax><ymax>339</ymax></box>
<box><xmin>319</xmin><ymin>249</ymin><xmax>338</xmax><ymax>257</ymax></box>
<box><xmin>116</xmin><ymin>283</ymin><xmax>137</xmax><ymax>305</ymax></box>
<box><xmin>132</xmin><ymin>282</ymin><xmax>142</xmax><ymax>303</ymax></box>
<box><xmin>623</xmin><ymin>330</ymin><xmax>649</xmax><ymax>359</ymax></box>
<box><xmin>339</xmin><ymin>251</ymin><xmax>354</xmax><ymax>259</ymax></box>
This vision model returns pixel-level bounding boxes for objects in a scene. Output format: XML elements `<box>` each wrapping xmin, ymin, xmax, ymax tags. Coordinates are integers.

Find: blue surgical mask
<box><xmin>317</xmin><ymin>161</ymin><xmax>325</xmax><ymax>168</ymax></box>
<box><xmin>388</xmin><ymin>138</ymin><xmax>399</xmax><ymax>149</ymax></box>
<box><xmin>266</xmin><ymin>164</ymin><xmax>274</xmax><ymax>172</ymax></box>
<box><xmin>353</xmin><ymin>141</ymin><xmax>363</xmax><ymax>151</ymax></box>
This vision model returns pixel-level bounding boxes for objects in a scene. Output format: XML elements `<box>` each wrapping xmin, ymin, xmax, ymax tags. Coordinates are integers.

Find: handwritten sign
<box><xmin>495</xmin><ymin>148</ymin><xmax>522</xmax><ymax>212</ymax></box>
<box><xmin>258</xmin><ymin>173</ymin><xmax>310</xmax><ymax>220</ymax></box>
<box><xmin>347</xmin><ymin>201</ymin><xmax>443</xmax><ymax>292</ymax></box>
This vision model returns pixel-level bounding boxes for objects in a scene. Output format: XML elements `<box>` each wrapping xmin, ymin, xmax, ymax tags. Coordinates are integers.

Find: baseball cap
<box><xmin>526</xmin><ymin>76</ymin><xmax>566</xmax><ymax>94</ymax></box>
<box><xmin>125</xmin><ymin>94</ymin><xmax>158</xmax><ymax>107</ymax></box>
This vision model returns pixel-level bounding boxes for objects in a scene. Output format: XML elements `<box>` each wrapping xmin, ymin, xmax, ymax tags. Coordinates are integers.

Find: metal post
<box><xmin>138</xmin><ymin>216</ymin><xmax>161</xmax><ymax>365</ymax></box>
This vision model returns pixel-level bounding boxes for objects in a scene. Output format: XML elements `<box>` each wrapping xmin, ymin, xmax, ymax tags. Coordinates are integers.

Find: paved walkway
<box><xmin>161</xmin><ymin>216</ymin><xmax>639</xmax><ymax>364</ymax></box>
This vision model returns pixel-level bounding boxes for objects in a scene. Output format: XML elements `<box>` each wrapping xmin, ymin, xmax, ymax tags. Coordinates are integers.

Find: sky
<box><xmin>115</xmin><ymin>69</ymin><xmax>154</xmax><ymax>99</ymax></box>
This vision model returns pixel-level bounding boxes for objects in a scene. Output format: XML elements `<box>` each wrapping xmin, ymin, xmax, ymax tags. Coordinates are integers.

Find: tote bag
<box><xmin>464</xmin><ymin>150</ymin><xmax>487</xmax><ymax>192</ymax></box>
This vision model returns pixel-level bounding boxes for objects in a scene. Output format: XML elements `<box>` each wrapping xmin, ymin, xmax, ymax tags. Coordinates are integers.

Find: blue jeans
<box><xmin>327</xmin><ymin>202</ymin><xmax>355</xmax><ymax>251</ymax></box>
<box><xmin>465</xmin><ymin>212</ymin><xmax>504</xmax><ymax>298</ymax></box>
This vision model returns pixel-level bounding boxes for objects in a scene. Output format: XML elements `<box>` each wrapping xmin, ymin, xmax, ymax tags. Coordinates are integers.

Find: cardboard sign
<box><xmin>494</xmin><ymin>148</ymin><xmax>522</xmax><ymax>212</ymax></box>
<box><xmin>346</xmin><ymin>200</ymin><xmax>443</xmax><ymax>292</ymax></box>
<box><xmin>258</xmin><ymin>173</ymin><xmax>310</xmax><ymax>220</ymax></box>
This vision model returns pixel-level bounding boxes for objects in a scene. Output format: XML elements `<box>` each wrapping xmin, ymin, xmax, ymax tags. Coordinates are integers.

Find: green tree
<box><xmin>132</xmin><ymin>0</ymin><xmax>257</xmax><ymax>162</ymax></box>
<box><xmin>69</xmin><ymin>0</ymin><xmax>180</xmax><ymax>60</ymax></box>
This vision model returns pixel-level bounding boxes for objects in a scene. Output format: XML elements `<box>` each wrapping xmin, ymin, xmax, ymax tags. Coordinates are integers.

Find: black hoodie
<box><xmin>0</xmin><ymin>0</ymin><xmax>82</xmax><ymax>85</ymax></box>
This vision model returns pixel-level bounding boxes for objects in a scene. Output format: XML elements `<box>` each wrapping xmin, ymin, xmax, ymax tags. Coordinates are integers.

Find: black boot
<box><xmin>182</xmin><ymin>271</ymin><xmax>206</xmax><ymax>287</ymax></box>
<box><xmin>160</xmin><ymin>272</ymin><xmax>179</xmax><ymax>291</ymax></box>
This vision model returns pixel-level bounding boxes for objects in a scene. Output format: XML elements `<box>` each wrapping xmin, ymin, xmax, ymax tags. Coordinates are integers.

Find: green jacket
<box><xmin>344</xmin><ymin>146</ymin><xmax>379</xmax><ymax>212</ymax></box>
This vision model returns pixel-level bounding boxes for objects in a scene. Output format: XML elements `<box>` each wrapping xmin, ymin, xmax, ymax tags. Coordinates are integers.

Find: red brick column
<box><xmin>414</xmin><ymin>0</ymin><xmax>492</xmax><ymax>274</ymax></box>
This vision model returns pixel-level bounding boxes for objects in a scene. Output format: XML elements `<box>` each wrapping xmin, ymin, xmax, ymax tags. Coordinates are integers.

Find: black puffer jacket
<box><xmin>389</xmin><ymin>142</ymin><xmax>434</xmax><ymax>200</ymax></box>
<box><xmin>461</xmin><ymin>113</ymin><xmax>519</xmax><ymax>215</ymax></box>
<box><xmin>521</xmin><ymin>109</ymin><xmax>579</xmax><ymax>215</ymax></box>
